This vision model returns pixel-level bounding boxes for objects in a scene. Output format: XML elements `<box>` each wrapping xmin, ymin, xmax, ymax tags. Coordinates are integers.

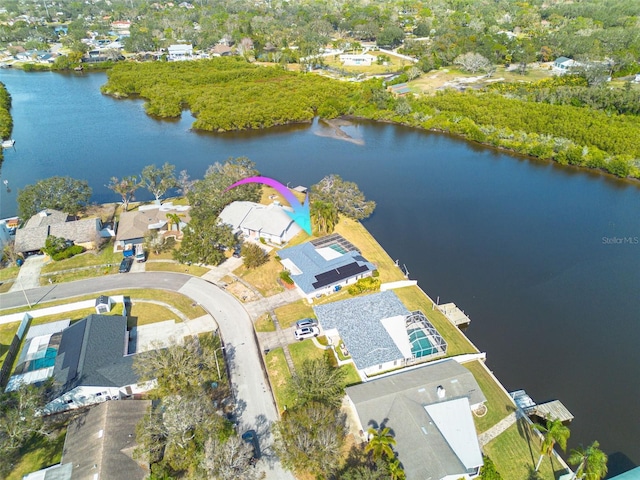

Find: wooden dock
<box><xmin>510</xmin><ymin>390</ymin><xmax>574</xmax><ymax>423</ymax></box>
<box><xmin>436</xmin><ymin>303</ymin><xmax>471</xmax><ymax>327</ymax></box>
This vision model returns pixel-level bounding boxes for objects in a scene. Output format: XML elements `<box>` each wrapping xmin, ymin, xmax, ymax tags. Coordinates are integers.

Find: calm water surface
<box><xmin>1</xmin><ymin>70</ymin><xmax>639</xmax><ymax>475</ymax></box>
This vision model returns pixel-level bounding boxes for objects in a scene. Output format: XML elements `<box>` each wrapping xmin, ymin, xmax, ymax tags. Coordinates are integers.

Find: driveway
<box><xmin>0</xmin><ymin>272</ymin><xmax>294</xmax><ymax>480</ymax></box>
<box><xmin>9</xmin><ymin>254</ymin><xmax>46</xmax><ymax>292</ymax></box>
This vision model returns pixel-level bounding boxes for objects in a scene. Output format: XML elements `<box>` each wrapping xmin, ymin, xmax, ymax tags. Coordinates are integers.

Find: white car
<box><xmin>294</xmin><ymin>326</ymin><xmax>320</xmax><ymax>341</ymax></box>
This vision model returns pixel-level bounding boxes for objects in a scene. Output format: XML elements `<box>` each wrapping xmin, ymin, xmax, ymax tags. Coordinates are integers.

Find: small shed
<box><xmin>95</xmin><ymin>295</ymin><xmax>113</xmax><ymax>314</ymax></box>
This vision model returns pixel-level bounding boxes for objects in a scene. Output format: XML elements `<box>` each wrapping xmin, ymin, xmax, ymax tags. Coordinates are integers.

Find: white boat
<box><xmin>1</xmin><ymin>139</ymin><xmax>15</xmax><ymax>148</ymax></box>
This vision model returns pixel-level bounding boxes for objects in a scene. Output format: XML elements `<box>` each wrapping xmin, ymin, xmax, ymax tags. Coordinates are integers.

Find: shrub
<box><xmin>371</xmin><ymin>269</ymin><xmax>380</xmax><ymax>277</ymax></box>
<box><xmin>479</xmin><ymin>456</ymin><xmax>502</xmax><ymax>480</ymax></box>
<box><xmin>52</xmin><ymin>245</ymin><xmax>84</xmax><ymax>261</ymax></box>
<box><xmin>241</xmin><ymin>243</ymin><xmax>269</xmax><ymax>269</ymax></box>
<box><xmin>347</xmin><ymin>276</ymin><xmax>381</xmax><ymax>295</ymax></box>
<box><xmin>279</xmin><ymin>270</ymin><xmax>294</xmax><ymax>284</ymax></box>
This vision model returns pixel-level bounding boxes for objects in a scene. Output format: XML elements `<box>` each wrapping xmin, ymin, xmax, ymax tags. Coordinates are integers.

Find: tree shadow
<box><xmin>516</xmin><ymin>411</ymin><xmax>537</xmax><ymax>466</ymax></box>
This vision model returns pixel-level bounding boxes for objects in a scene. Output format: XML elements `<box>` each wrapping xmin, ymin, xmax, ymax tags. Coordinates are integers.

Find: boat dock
<box><xmin>436</xmin><ymin>302</ymin><xmax>471</xmax><ymax>327</ymax></box>
<box><xmin>510</xmin><ymin>390</ymin><xmax>574</xmax><ymax>423</ymax></box>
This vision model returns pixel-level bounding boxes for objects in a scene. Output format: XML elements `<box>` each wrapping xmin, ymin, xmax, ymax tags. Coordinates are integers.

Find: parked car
<box><xmin>294</xmin><ymin>326</ymin><xmax>320</xmax><ymax>340</ymax></box>
<box><xmin>295</xmin><ymin>318</ymin><xmax>317</xmax><ymax>329</ymax></box>
<box><xmin>241</xmin><ymin>429</ymin><xmax>261</xmax><ymax>462</ymax></box>
<box><xmin>232</xmin><ymin>246</ymin><xmax>242</xmax><ymax>258</ymax></box>
<box><xmin>119</xmin><ymin>257</ymin><xmax>134</xmax><ymax>273</ymax></box>
<box><xmin>135</xmin><ymin>244</ymin><xmax>146</xmax><ymax>263</ymax></box>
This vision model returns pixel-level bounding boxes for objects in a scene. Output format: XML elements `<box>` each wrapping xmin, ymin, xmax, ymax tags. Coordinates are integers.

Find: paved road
<box><xmin>0</xmin><ymin>272</ymin><xmax>293</xmax><ymax>480</ymax></box>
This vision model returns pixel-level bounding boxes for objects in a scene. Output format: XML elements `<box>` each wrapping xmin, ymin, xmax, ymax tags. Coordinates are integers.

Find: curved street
<box><xmin>0</xmin><ymin>272</ymin><xmax>293</xmax><ymax>480</ymax></box>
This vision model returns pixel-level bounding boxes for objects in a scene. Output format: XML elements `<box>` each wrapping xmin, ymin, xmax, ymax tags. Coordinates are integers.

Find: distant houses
<box><xmin>167</xmin><ymin>44</ymin><xmax>193</xmax><ymax>61</ymax></box>
<box><xmin>278</xmin><ymin>234</ymin><xmax>376</xmax><ymax>302</ymax></box>
<box><xmin>339</xmin><ymin>53</ymin><xmax>376</xmax><ymax>66</ymax></box>
<box><xmin>552</xmin><ymin>56</ymin><xmax>581</xmax><ymax>74</ymax></box>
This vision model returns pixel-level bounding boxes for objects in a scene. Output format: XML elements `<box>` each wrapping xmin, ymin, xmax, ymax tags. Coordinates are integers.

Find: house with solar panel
<box><xmin>278</xmin><ymin>234</ymin><xmax>376</xmax><ymax>302</ymax></box>
<box><xmin>314</xmin><ymin>290</ymin><xmax>447</xmax><ymax>378</ymax></box>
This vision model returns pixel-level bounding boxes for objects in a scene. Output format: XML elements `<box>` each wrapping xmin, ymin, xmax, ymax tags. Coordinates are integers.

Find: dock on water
<box><xmin>510</xmin><ymin>390</ymin><xmax>574</xmax><ymax>423</ymax></box>
<box><xmin>436</xmin><ymin>302</ymin><xmax>471</xmax><ymax>327</ymax></box>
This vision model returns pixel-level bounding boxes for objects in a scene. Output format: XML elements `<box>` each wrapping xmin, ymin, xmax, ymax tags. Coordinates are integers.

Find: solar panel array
<box><xmin>312</xmin><ymin>262</ymin><xmax>370</xmax><ymax>289</ymax></box>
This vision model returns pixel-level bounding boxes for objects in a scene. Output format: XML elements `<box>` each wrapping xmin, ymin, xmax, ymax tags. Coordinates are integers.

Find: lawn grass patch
<box><xmin>341</xmin><ymin>362</ymin><xmax>361</xmax><ymax>387</ymax></box>
<box><xmin>0</xmin><ymin>266</ymin><xmax>19</xmax><ymax>281</ymax></box>
<box><xmin>145</xmin><ymin>261</ymin><xmax>209</xmax><ymax>276</ymax></box>
<box><xmin>0</xmin><ymin>321</ymin><xmax>20</xmax><ymax>364</ymax></box>
<box><xmin>289</xmin><ymin>339</ymin><xmax>326</xmax><ymax>372</ymax></box>
<box><xmin>333</xmin><ymin>217</ymin><xmax>406</xmax><ymax>284</ymax></box>
<box><xmin>255</xmin><ymin>313</ymin><xmax>276</xmax><ymax>332</ymax></box>
<box><xmin>234</xmin><ymin>251</ymin><xmax>283</xmax><ymax>297</ymax></box>
<box><xmin>274</xmin><ymin>300</ymin><xmax>315</xmax><ymax>328</ymax></box>
<box><xmin>484</xmin><ymin>422</ymin><xmax>561</xmax><ymax>480</ymax></box>
<box><xmin>394</xmin><ymin>285</ymin><xmax>478</xmax><ymax>357</ymax></box>
<box><xmin>0</xmin><ymin>289</ymin><xmax>205</xmax><ymax>319</ymax></box>
<box><xmin>41</xmin><ymin>241</ymin><xmax>122</xmax><ymax>274</ymax></box>
<box><xmin>0</xmin><ymin>280</ymin><xmax>14</xmax><ymax>293</ymax></box>
<box><xmin>128</xmin><ymin>301</ymin><xmax>182</xmax><ymax>327</ymax></box>
<box><xmin>462</xmin><ymin>360</ymin><xmax>516</xmax><ymax>433</ymax></box>
<box><xmin>41</xmin><ymin>265</ymin><xmax>120</xmax><ymax>285</ymax></box>
<box><xmin>265</xmin><ymin>347</ymin><xmax>295</xmax><ymax>413</ymax></box>
<box><xmin>6</xmin><ymin>429</ymin><xmax>66</xmax><ymax>480</ymax></box>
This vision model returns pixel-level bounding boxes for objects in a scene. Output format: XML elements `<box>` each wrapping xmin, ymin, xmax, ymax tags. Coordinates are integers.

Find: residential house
<box><xmin>115</xmin><ymin>203</ymin><xmax>190</xmax><ymax>250</ymax></box>
<box><xmin>346</xmin><ymin>359</ymin><xmax>486</xmax><ymax>480</ymax></box>
<box><xmin>218</xmin><ymin>201</ymin><xmax>301</xmax><ymax>245</ymax></box>
<box><xmin>278</xmin><ymin>234</ymin><xmax>376</xmax><ymax>301</ymax></box>
<box><xmin>314</xmin><ymin>290</ymin><xmax>447</xmax><ymax>378</ymax></box>
<box><xmin>14</xmin><ymin>209</ymin><xmax>103</xmax><ymax>255</ymax></box>
<box><xmin>340</xmin><ymin>53</ymin><xmax>376</xmax><ymax>66</ymax></box>
<box><xmin>44</xmin><ymin>314</ymin><xmax>153</xmax><ymax>414</ymax></box>
<box><xmin>167</xmin><ymin>44</ymin><xmax>193</xmax><ymax>61</ymax></box>
<box><xmin>553</xmin><ymin>56</ymin><xmax>581</xmax><ymax>74</ymax></box>
<box><xmin>23</xmin><ymin>400</ymin><xmax>151</xmax><ymax>480</ymax></box>
<box><xmin>211</xmin><ymin>44</ymin><xmax>233</xmax><ymax>56</ymax></box>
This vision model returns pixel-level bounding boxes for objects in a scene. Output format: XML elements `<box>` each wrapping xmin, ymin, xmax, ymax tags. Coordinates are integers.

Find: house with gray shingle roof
<box><xmin>346</xmin><ymin>359</ymin><xmax>486</xmax><ymax>480</ymax></box>
<box><xmin>218</xmin><ymin>201</ymin><xmax>301</xmax><ymax>245</ymax></box>
<box><xmin>23</xmin><ymin>400</ymin><xmax>150</xmax><ymax>480</ymax></box>
<box><xmin>314</xmin><ymin>291</ymin><xmax>447</xmax><ymax>377</ymax></box>
<box><xmin>44</xmin><ymin>314</ymin><xmax>154</xmax><ymax>414</ymax></box>
<box><xmin>14</xmin><ymin>209</ymin><xmax>102</xmax><ymax>255</ymax></box>
<box><xmin>278</xmin><ymin>234</ymin><xmax>376</xmax><ymax>301</ymax></box>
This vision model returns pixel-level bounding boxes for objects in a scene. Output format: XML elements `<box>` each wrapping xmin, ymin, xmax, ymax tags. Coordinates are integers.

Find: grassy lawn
<box><xmin>333</xmin><ymin>217</ymin><xmax>406</xmax><ymax>284</ymax></box>
<box><xmin>234</xmin><ymin>251</ymin><xmax>284</xmax><ymax>297</ymax></box>
<box><xmin>41</xmin><ymin>264</ymin><xmax>120</xmax><ymax>285</ymax></box>
<box><xmin>6</xmin><ymin>430</ymin><xmax>66</xmax><ymax>480</ymax></box>
<box><xmin>484</xmin><ymin>422</ymin><xmax>562</xmax><ymax>480</ymax></box>
<box><xmin>462</xmin><ymin>360</ymin><xmax>516</xmax><ymax>433</ymax></box>
<box><xmin>0</xmin><ymin>321</ymin><xmax>20</xmax><ymax>364</ymax></box>
<box><xmin>255</xmin><ymin>313</ymin><xmax>276</xmax><ymax>332</ymax></box>
<box><xmin>145</xmin><ymin>261</ymin><xmax>209</xmax><ymax>276</ymax></box>
<box><xmin>265</xmin><ymin>347</ymin><xmax>295</xmax><ymax>413</ymax></box>
<box><xmin>147</xmin><ymin>249</ymin><xmax>179</xmax><ymax>261</ymax></box>
<box><xmin>40</xmin><ymin>242</ymin><xmax>122</xmax><ymax>274</ymax></box>
<box><xmin>0</xmin><ymin>280</ymin><xmax>14</xmax><ymax>293</ymax></box>
<box><xmin>0</xmin><ymin>266</ymin><xmax>19</xmax><ymax>281</ymax></box>
<box><xmin>289</xmin><ymin>339</ymin><xmax>326</xmax><ymax>372</ymax></box>
<box><xmin>0</xmin><ymin>289</ymin><xmax>206</xmax><ymax>319</ymax></box>
<box><xmin>341</xmin><ymin>362</ymin><xmax>362</xmax><ymax>387</ymax></box>
<box><xmin>128</xmin><ymin>301</ymin><xmax>183</xmax><ymax>327</ymax></box>
<box><xmin>322</xmin><ymin>51</ymin><xmax>413</xmax><ymax>75</ymax></box>
<box><xmin>274</xmin><ymin>300</ymin><xmax>315</xmax><ymax>328</ymax></box>
<box><xmin>394</xmin><ymin>285</ymin><xmax>478</xmax><ymax>357</ymax></box>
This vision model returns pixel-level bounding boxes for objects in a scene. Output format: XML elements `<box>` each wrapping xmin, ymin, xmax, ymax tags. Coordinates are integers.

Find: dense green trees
<box><xmin>311</xmin><ymin>175</ymin><xmax>376</xmax><ymax>220</ymax></box>
<box><xmin>141</xmin><ymin>162</ymin><xmax>177</xmax><ymax>202</ymax></box>
<box><xmin>0</xmin><ymin>81</ymin><xmax>12</xmax><ymax>164</ymax></box>
<box><xmin>174</xmin><ymin>157</ymin><xmax>261</xmax><ymax>265</ymax></box>
<box><xmin>17</xmin><ymin>176</ymin><xmax>92</xmax><ymax>218</ymax></box>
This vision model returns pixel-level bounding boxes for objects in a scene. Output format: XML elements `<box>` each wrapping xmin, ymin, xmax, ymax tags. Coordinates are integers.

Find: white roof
<box><xmin>380</xmin><ymin>315</ymin><xmax>413</xmax><ymax>358</ymax></box>
<box><xmin>218</xmin><ymin>201</ymin><xmax>300</xmax><ymax>239</ymax></box>
<box><xmin>425</xmin><ymin>397</ymin><xmax>483</xmax><ymax>470</ymax></box>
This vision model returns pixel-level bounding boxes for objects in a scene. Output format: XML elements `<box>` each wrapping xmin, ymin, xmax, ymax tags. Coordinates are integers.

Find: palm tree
<box><xmin>534</xmin><ymin>417</ymin><xmax>570</xmax><ymax>471</ymax></box>
<box><xmin>568</xmin><ymin>441</ymin><xmax>608</xmax><ymax>480</ymax></box>
<box><xmin>166</xmin><ymin>212</ymin><xmax>182</xmax><ymax>232</ymax></box>
<box><xmin>310</xmin><ymin>201</ymin><xmax>339</xmax><ymax>235</ymax></box>
<box><xmin>387</xmin><ymin>458</ymin><xmax>406</xmax><ymax>480</ymax></box>
<box><xmin>365</xmin><ymin>426</ymin><xmax>396</xmax><ymax>462</ymax></box>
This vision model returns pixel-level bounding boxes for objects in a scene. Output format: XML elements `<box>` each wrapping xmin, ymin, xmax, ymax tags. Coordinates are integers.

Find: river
<box><xmin>1</xmin><ymin>70</ymin><xmax>639</xmax><ymax>475</ymax></box>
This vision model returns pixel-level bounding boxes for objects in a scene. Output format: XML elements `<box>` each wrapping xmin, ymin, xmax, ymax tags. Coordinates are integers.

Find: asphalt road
<box><xmin>0</xmin><ymin>272</ymin><xmax>293</xmax><ymax>480</ymax></box>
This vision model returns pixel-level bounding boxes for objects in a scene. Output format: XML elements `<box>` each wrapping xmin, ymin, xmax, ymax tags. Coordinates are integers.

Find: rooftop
<box><xmin>347</xmin><ymin>359</ymin><xmax>486</xmax><ymax>480</ymax></box>
<box><xmin>279</xmin><ymin>235</ymin><xmax>375</xmax><ymax>294</ymax></box>
<box><xmin>218</xmin><ymin>201</ymin><xmax>300</xmax><ymax>239</ymax></box>
<box><xmin>314</xmin><ymin>291</ymin><xmax>410</xmax><ymax>370</ymax></box>
<box><xmin>116</xmin><ymin>203</ymin><xmax>190</xmax><ymax>242</ymax></box>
